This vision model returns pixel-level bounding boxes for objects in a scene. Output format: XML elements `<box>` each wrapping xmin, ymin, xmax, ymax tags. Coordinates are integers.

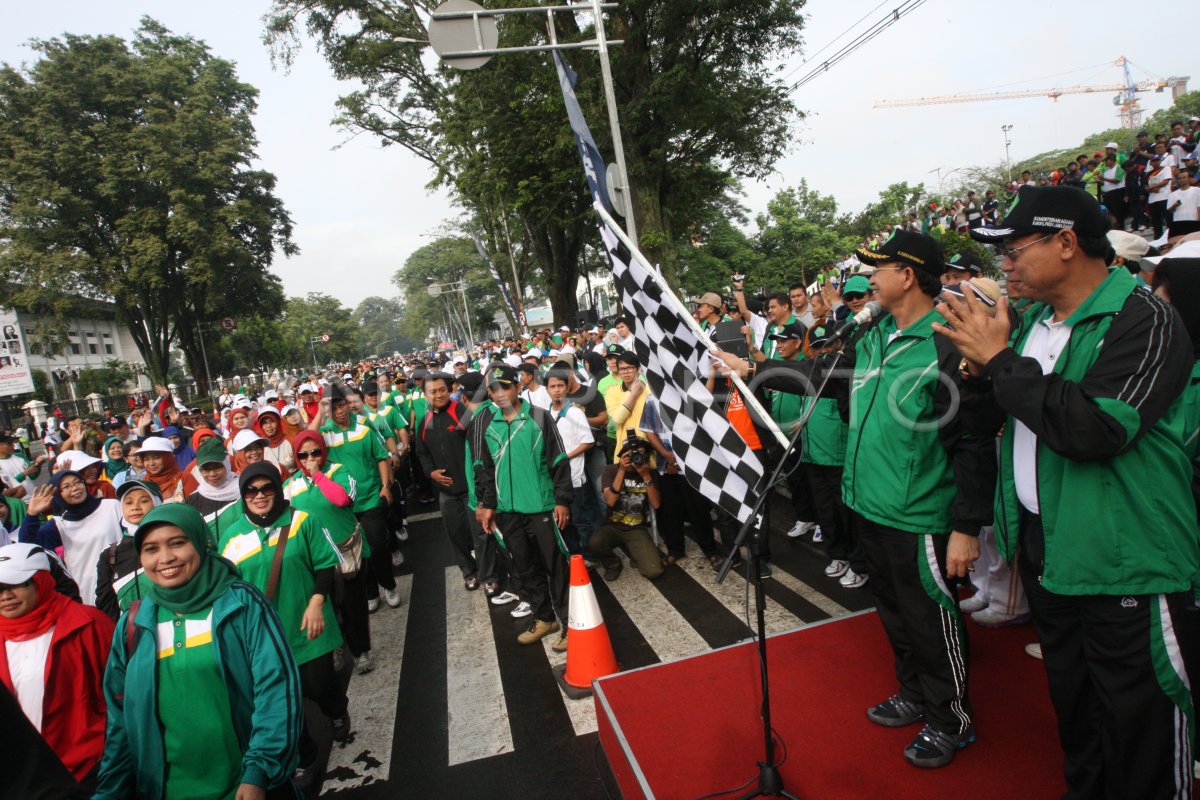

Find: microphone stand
<box><xmin>714</xmin><ymin>345</ymin><xmax>847</xmax><ymax>800</ymax></box>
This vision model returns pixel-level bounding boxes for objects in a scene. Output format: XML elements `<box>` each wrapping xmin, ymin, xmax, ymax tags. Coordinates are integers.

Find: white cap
<box><xmin>262</xmin><ymin>389</ymin><xmax>278</xmax><ymax>400</ymax></box>
<box><xmin>1107</xmin><ymin>229</ymin><xmax>1149</xmax><ymax>262</ymax></box>
<box><xmin>231</xmin><ymin>397</ymin><xmax>254</xmax><ymax>410</ymax></box>
<box><xmin>1105</xmin><ymin>141</ymin><xmax>1120</xmax><ymax>150</ymax></box>
<box><xmin>281</xmin><ymin>403</ymin><xmax>300</xmax><ymax>416</ymax></box>
<box><xmin>298</xmin><ymin>383</ymin><xmax>317</xmax><ymax>394</ymax></box>
<box><xmin>547</xmin><ymin>348</ymin><xmax>561</xmax><ymax>358</ymax></box>
<box><xmin>559</xmin><ymin>326</ymin><xmax>570</xmax><ymax>332</ymax></box>
<box><xmin>525</xmin><ymin>349</ymin><xmax>542</xmax><ymax>359</ymax></box>
<box><xmin>54</xmin><ymin>449</ymin><xmax>102</xmax><ymax>472</ymax></box>
<box><xmin>588</xmin><ymin>326</ymin><xmax>599</xmax><ymax>334</ymax></box>
<box><xmin>1143</xmin><ymin>239</ymin><xmax>1200</xmax><ymax>267</ymax></box>
<box><xmin>452</xmin><ymin>356</ymin><xmax>466</xmax><ymax>365</ymax></box>
<box><xmin>561</xmin><ymin>344</ymin><xmax>576</xmax><ymax>354</ymax></box>
<box><xmin>503</xmin><ymin>354</ymin><xmax>522</xmax><ymax>368</ymax></box>
<box><xmin>342</xmin><ymin>373</ymin><xmax>352</xmax><ymax>380</ymax></box>
<box><xmin>136</xmin><ymin>437</ymin><xmax>175</xmax><ymax>454</ymax></box>
<box><xmin>0</xmin><ymin>542</ymin><xmax>52</xmax><ymax>584</ymax></box>
<box><xmin>232</xmin><ymin>429</ymin><xmax>269</xmax><ymax>451</ymax></box>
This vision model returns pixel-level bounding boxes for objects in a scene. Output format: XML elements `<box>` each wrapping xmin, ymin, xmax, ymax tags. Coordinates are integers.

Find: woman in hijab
<box><xmin>186</xmin><ymin>437</ymin><xmax>244</xmax><ymax>544</ymax></box>
<box><xmin>93</xmin><ymin>480</ymin><xmax>162</xmax><ymax>621</ymax></box>
<box><xmin>112</xmin><ymin>440</ymin><xmax>145</xmax><ymax>492</ymax></box>
<box><xmin>231</xmin><ymin>429</ymin><xmax>272</xmax><ymax>475</ymax></box>
<box><xmin>224</xmin><ymin>405</ymin><xmax>256</xmax><ymax>453</ymax></box>
<box><xmin>280</xmin><ymin>404</ymin><xmax>305</xmax><ymax>440</ymax></box>
<box><xmin>285</xmin><ymin>429</ymin><xmax>373</xmax><ymax>674</ymax></box>
<box><xmin>101</xmin><ymin>437</ymin><xmax>128</xmax><ymax>486</ymax></box>
<box><xmin>93</xmin><ymin>504</ymin><xmax>304</xmax><ymax>800</ymax></box>
<box><xmin>0</xmin><ymin>542</ymin><xmax>114</xmax><ymax>789</ymax></box>
<box><xmin>137</xmin><ymin>436</ymin><xmax>191</xmax><ymax>502</ymax></box>
<box><xmin>216</xmin><ymin>463</ymin><xmax>349</xmax><ymax>791</ymax></box>
<box><xmin>255</xmin><ymin>407</ymin><xmax>295</xmax><ymax>477</ymax></box>
<box><xmin>162</xmin><ymin>425</ymin><xmax>196</xmax><ymax>470</ymax></box>
<box><xmin>55</xmin><ymin>450</ymin><xmax>117</xmax><ymax>500</ymax></box>
<box><xmin>19</xmin><ymin>471</ymin><xmax>123</xmax><ymax>606</ymax></box>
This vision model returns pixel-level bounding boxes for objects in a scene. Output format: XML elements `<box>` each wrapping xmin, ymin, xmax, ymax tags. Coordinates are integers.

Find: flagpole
<box><xmin>594</xmin><ymin>202</ymin><xmax>789</xmax><ymax>449</ymax></box>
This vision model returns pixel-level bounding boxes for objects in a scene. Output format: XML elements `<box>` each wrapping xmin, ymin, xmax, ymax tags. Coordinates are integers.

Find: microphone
<box><xmin>812</xmin><ymin>301</ymin><xmax>882</xmax><ymax>348</ymax></box>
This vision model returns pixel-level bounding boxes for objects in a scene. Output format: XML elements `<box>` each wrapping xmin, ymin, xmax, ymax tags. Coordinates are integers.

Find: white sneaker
<box><xmin>367</xmin><ymin>597</ymin><xmax>380</xmax><ymax>613</ymax></box>
<box><xmin>383</xmin><ymin>587</ymin><xmax>402</xmax><ymax>608</ymax></box>
<box><xmin>786</xmin><ymin>520</ymin><xmax>816</xmax><ymax>539</ymax></box>
<box><xmin>824</xmin><ymin>559</ymin><xmax>850</xmax><ymax>578</ymax></box>
<box><xmin>490</xmin><ymin>591</ymin><xmax>519</xmax><ymax>606</ymax></box>
<box><xmin>811</xmin><ymin>527</ymin><xmax>824</xmax><ymax>543</ymax></box>
<box><xmin>959</xmin><ymin>594</ymin><xmax>989</xmax><ymax>614</ymax></box>
<box><xmin>971</xmin><ymin>608</ymin><xmax>1031</xmax><ymax>628</ymax></box>
<box><xmin>1024</xmin><ymin>642</ymin><xmax>1043</xmax><ymax>660</ymax></box>
<box><xmin>510</xmin><ymin>601</ymin><xmax>532</xmax><ymax>618</ymax></box>
<box><xmin>396</xmin><ymin>526</ymin><xmax>410</xmax><ymax>542</ymax></box>
<box><xmin>354</xmin><ymin>652</ymin><xmax>375</xmax><ymax>674</ymax></box>
<box><xmin>839</xmin><ymin>568</ymin><xmax>868</xmax><ymax>589</ymax></box>
<box><xmin>391</xmin><ymin>549</ymin><xmax>405</xmax><ymax>567</ymax></box>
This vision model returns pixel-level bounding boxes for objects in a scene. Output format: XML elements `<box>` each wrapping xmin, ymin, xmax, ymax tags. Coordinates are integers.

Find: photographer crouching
<box><xmin>588</xmin><ymin>431</ymin><xmax>663</xmax><ymax>581</ymax></box>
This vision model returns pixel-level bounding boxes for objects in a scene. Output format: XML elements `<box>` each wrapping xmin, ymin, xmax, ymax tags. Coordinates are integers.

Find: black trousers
<box><xmin>298</xmin><ymin>651</ymin><xmax>350</xmax><ymax>767</ymax></box>
<box><xmin>439</xmin><ymin>490</ymin><xmax>497</xmax><ymax>583</ymax></box>
<box><xmin>1103</xmin><ymin>188</ymin><xmax>1126</xmax><ymax>228</ymax></box>
<box><xmin>1129</xmin><ymin>188</ymin><xmax>1149</xmax><ymax>229</ymax></box>
<box><xmin>1019</xmin><ymin>511</ymin><xmax>1194</xmax><ymax>800</ymax></box>
<box><xmin>857</xmin><ymin>515</ymin><xmax>972</xmax><ymax>735</ymax></box>
<box><xmin>802</xmin><ymin>463</ymin><xmax>864</xmax><ymax>572</ymax></box>
<box><xmin>1150</xmin><ymin>199</ymin><xmax>1169</xmax><ymax>239</ymax></box>
<box><xmin>784</xmin><ymin>452</ymin><xmax>816</xmax><ymax>523</ymax></box>
<box><xmin>334</xmin><ymin>569</ymin><xmax>371</xmax><ymax>657</ymax></box>
<box><xmin>655</xmin><ymin>472</ymin><xmax>717</xmax><ymax>558</ymax></box>
<box><xmin>357</xmin><ymin>505</ymin><xmax>396</xmax><ymax>595</ymax></box>
<box><xmin>497</xmin><ymin>511</ymin><xmax>569</xmax><ymax>624</ymax></box>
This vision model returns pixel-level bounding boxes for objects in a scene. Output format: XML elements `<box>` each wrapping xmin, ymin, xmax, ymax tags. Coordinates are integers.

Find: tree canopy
<box><xmin>0</xmin><ymin>18</ymin><xmax>295</xmax><ymax>391</ymax></box>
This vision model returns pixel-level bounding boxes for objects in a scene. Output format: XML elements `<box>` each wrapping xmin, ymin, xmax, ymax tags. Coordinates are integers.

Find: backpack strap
<box><xmin>124</xmin><ymin>599</ymin><xmax>142</xmax><ymax>656</ymax></box>
<box><xmin>265</xmin><ymin>523</ymin><xmax>291</xmax><ymax>603</ymax></box>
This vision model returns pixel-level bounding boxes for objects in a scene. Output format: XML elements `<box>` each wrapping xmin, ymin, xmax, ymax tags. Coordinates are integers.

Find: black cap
<box><xmin>855</xmin><ymin>229</ymin><xmax>945</xmax><ymax>277</ymax></box>
<box><xmin>970</xmin><ymin>185</ymin><xmax>1109</xmax><ymax>242</ymax></box>
<box><xmin>944</xmin><ymin>252</ymin><xmax>986</xmax><ymax>275</ymax></box>
<box><xmin>487</xmin><ymin>364</ymin><xmax>518</xmax><ymax>387</ymax></box>
<box><xmin>605</xmin><ymin>344</ymin><xmax>626</xmax><ymax>357</ymax></box>
<box><xmin>411</xmin><ymin>368</ymin><xmax>429</xmax><ymax>381</ymax></box>
<box><xmin>767</xmin><ymin>321</ymin><xmax>806</xmax><ymax>341</ymax></box>
<box><xmin>326</xmin><ymin>383</ymin><xmax>347</xmax><ymax>402</ymax></box>
<box><xmin>361</xmin><ymin>381</ymin><xmax>379</xmax><ymax>395</ymax></box>
<box><xmin>617</xmin><ymin>351</ymin><xmax>641</xmax><ymax>368</ymax></box>
<box><xmin>457</xmin><ymin>371</ymin><xmax>483</xmax><ymax>395</ymax></box>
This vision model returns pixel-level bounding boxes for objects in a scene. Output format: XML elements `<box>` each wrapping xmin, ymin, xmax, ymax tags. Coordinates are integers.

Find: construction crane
<box><xmin>874</xmin><ymin>56</ymin><xmax>1190</xmax><ymax>129</ymax></box>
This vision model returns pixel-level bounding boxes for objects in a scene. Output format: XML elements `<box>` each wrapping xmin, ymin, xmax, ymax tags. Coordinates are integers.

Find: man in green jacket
<box><xmin>941</xmin><ymin>185</ymin><xmax>1198</xmax><ymax>799</ymax></box>
<box><xmin>716</xmin><ymin>229</ymin><xmax>998</xmax><ymax>769</ymax></box>
<box><xmin>471</xmin><ymin>364</ymin><xmax>574</xmax><ymax>645</ymax></box>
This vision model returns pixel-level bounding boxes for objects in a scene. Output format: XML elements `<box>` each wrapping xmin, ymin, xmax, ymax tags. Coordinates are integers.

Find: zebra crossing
<box><xmin>318</xmin><ymin>493</ymin><xmax>875</xmax><ymax>799</ymax></box>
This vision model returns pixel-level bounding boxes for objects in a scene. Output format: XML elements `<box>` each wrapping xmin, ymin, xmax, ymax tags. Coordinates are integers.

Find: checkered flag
<box><xmin>595</xmin><ymin>211</ymin><xmax>764</xmax><ymax>525</ymax></box>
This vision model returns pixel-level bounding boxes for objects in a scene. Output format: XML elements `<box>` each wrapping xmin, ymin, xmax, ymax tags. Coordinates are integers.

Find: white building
<box><xmin>16</xmin><ymin>300</ymin><xmax>150</xmax><ymax>400</ymax></box>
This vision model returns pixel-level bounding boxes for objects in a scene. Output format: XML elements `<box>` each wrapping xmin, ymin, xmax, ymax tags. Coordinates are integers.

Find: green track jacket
<box><xmin>469</xmin><ymin>400</ymin><xmax>573</xmax><ymax>514</ymax></box>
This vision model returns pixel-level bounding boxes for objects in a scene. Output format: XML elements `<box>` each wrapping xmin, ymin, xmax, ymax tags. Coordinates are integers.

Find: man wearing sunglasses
<box><xmin>940</xmin><ymin>185</ymin><xmax>1197</xmax><ymax>798</ymax></box>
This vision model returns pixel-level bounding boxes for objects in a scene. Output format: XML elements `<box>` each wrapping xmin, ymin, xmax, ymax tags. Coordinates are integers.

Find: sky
<box><xmin>2</xmin><ymin>1</ymin><xmax>1193</xmax><ymax>310</ymax></box>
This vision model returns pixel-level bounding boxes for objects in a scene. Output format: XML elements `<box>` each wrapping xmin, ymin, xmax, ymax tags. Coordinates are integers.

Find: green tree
<box><xmin>0</xmin><ymin>19</ymin><xmax>294</xmax><ymax>392</ymax></box>
<box><xmin>354</xmin><ymin>296</ymin><xmax>416</xmax><ymax>357</ymax></box>
<box><xmin>74</xmin><ymin>367</ymin><xmax>129</xmax><ymax>396</ymax></box>
<box><xmin>279</xmin><ymin>294</ymin><xmax>361</xmax><ymax>367</ymax></box>
<box><xmin>393</xmin><ymin>237</ymin><xmax>506</xmax><ymax>347</ymax></box>
<box><xmin>841</xmin><ymin>182</ymin><xmax>927</xmax><ymax>242</ymax></box>
<box><xmin>754</xmin><ymin>181</ymin><xmax>856</xmax><ymax>290</ymax></box>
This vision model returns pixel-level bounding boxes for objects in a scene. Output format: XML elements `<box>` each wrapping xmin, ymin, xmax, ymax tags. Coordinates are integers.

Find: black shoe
<box><xmin>293</xmin><ymin>764</ymin><xmax>317</xmax><ymax>792</ymax></box>
<box><xmin>866</xmin><ymin>694</ymin><xmax>925</xmax><ymax>727</ymax></box>
<box><xmin>331</xmin><ymin>712</ymin><xmax>352</xmax><ymax>742</ymax></box>
<box><xmin>903</xmin><ymin>724</ymin><xmax>975</xmax><ymax>769</ymax></box>
<box><xmin>711</xmin><ymin>552</ymin><xmax>744</xmax><ymax>573</ymax></box>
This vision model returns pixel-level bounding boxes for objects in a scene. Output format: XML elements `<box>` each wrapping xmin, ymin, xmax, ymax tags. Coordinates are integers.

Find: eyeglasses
<box><xmin>296</xmin><ymin>450</ymin><xmax>324</xmax><ymax>459</ymax></box>
<box><xmin>57</xmin><ymin>479</ymin><xmax>85</xmax><ymax>491</ymax></box>
<box><xmin>996</xmin><ymin>232</ymin><xmax>1057</xmax><ymax>261</ymax></box>
<box><xmin>244</xmin><ymin>484</ymin><xmax>276</xmax><ymax>498</ymax></box>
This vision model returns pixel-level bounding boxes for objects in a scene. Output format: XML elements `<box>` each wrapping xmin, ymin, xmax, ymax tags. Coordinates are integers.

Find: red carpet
<box><xmin>595</xmin><ymin>610</ymin><xmax>1065</xmax><ymax>799</ymax></box>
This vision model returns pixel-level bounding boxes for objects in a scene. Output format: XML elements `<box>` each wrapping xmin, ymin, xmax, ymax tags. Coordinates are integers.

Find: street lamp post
<box><xmin>428</xmin><ymin>281</ymin><xmax>474</xmax><ymax>346</ymax></box>
<box><xmin>1001</xmin><ymin>124</ymin><xmax>1014</xmax><ymax>183</ymax></box>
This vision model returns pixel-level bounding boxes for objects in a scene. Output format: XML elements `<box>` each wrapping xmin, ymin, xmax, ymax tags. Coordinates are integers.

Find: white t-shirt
<box><xmin>0</xmin><ymin>454</ymin><xmax>34</xmax><ymax>497</ymax></box>
<box><xmin>53</xmin><ymin>500</ymin><xmax>124</xmax><ymax>606</ymax></box>
<box><xmin>522</xmin><ymin>383</ymin><xmax>552</xmax><ymax>410</ymax></box>
<box><xmin>7</xmin><ymin>628</ymin><xmax>54</xmax><ymax>731</ymax></box>
<box><xmin>1013</xmin><ymin>309</ymin><xmax>1073</xmax><ymax>514</ymax></box>
<box><xmin>551</xmin><ymin>404</ymin><xmax>594</xmax><ymax>487</ymax></box>
<box><xmin>1148</xmin><ymin>164</ymin><xmax>1174</xmax><ymax>203</ymax></box>
<box><xmin>1170</xmin><ymin>186</ymin><xmax>1200</xmax><ymax>222</ymax></box>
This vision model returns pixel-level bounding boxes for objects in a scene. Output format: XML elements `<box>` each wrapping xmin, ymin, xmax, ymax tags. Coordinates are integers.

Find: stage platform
<box><xmin>595</xmin><ymin>609</ymin><xmax>1064</xmax><ymax>799</ymax></box>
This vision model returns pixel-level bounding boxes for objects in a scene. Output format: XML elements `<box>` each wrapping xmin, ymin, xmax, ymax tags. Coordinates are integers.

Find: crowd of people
<box><xmin>898</xmin><ymin>117</ymin><xmax>1200</xmax><ymax>245</ymax></box>
<box><xmin>2</xmin><ymin>177</ymin><xmax>1200</xmax><ymax>797</ymax></box>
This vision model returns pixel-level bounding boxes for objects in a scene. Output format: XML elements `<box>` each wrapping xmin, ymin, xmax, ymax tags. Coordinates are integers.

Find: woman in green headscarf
<box><xmin>100</xmin><ymin>436</ymin><xmax>128</xmax><ymax>485</ymax></box>
<box><xmin>92</xmin><ymin>503</ymin><xmax>304</xmax><ymax>800</ymax></box>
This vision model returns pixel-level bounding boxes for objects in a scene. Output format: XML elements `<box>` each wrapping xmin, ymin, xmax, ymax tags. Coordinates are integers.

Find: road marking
<box><xmin>607</xmin><ymin>564</ymin><xmax>709</xmax><ymax>662</ymax></box>
<box><xmin>542</xmin><ymin>629</ymin><xmax>598</xmax><ymax>736</ymax></box>
<box><xmin>323</xmin><ymin>574</ymin><xmax>413</xmax><ymax>792</ymax></box>
<box><xmin>445</xmin><ymin>567</ymin><xmax>515</xmax><ymax>765</ymax></box>
<box><xmin>676</xmin><ymin>539</ymin><xmax>799</xmax><ymax>635</ymax></box>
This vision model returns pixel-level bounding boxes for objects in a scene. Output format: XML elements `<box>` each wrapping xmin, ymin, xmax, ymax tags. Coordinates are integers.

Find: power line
<box><xmin>779</xmin><ymin>0</ymin><xmax>890</xmax><ymax>84</ymax></box>
<box><xmin>787</xmin><ymin>0</ymin><xmax>930</xmax><ymax>94</ymax></box>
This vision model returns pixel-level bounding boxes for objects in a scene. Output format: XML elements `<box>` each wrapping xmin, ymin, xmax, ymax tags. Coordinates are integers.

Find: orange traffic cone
<box><xmin>553</xmin><ymin>554</ymin><xmax>619</xmax><ymax>699</ymax></box>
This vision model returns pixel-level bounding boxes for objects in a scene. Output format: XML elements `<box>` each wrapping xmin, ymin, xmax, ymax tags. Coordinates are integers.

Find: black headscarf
<box><xmin>1154</xmin><ymin>258</ymin><xmax>1200</xmax><ymax>358</ymax></box>
<box><xmin>50</xmin><ymin>470</ymin><xmax>101</xmax><ymax>521</ymax></box>
<box><xmin>238</xmin><ymin>462</ymin><xmax>288</xmax><ymax>528</ymax></box>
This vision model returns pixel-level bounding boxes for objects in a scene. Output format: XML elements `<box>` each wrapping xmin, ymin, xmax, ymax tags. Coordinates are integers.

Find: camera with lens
<box><xmin>624</xmin><ymin>428</ymin><xmax>649</xmax><ymax>466</ymax></box>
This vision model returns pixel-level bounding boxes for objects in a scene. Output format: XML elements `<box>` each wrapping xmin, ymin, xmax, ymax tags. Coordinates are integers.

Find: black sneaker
<box><xmin>711</xmin><ymin>551</ymin><xmax>745</xmax><ymax>573</ymax></box>
<box><xmin>331</xmin><ymin>711</ymin><xmax>352</xmax><ymax>742</ymax></box>
<box><xmin>866</xmin><ymin>694</ymin><xmax>925</xmax><ymax>727</ymax></box>
<box><xmin>903</xmin><ymin>724</ymin><xmax>975</xmax><ymax>769</ymax></box>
